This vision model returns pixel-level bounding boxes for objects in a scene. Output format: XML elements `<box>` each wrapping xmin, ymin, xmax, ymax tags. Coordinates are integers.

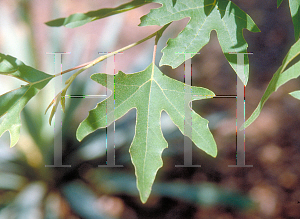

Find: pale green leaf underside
<box><xmin>139</xmin><ymin>0</ymin><xmax>260</xmax><ymax>85</ymax></box>
<box><xmin>242</xmin><ymin>38</ymin><xmax>300</xmax><ymax>129</ymax></box>
<box><xmin>76</xmin><ymin>63</ymin><xmax>216</xmax><ymax>203</ymax></box>
<box><xmin>0</xmin><ymin>54</ymin><xmax>52</xmax><ymax>147</ymax></box>
<box><xmin>45</xmin><ymin>0</ymin><xmax>150</xmax><ymax>28</ymax></box>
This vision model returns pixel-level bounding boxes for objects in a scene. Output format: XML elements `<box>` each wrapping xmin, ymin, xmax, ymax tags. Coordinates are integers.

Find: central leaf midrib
<box><xmin>141</xmin><ymin>71</ymin><xmax>155</xmax><ymax>192</ymax></box>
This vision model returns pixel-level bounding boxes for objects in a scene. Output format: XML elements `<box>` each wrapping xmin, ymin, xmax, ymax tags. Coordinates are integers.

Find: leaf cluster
<box><xmin>2</xmin><ymin>0</ymin><xmax>300</xmax><ymax>203</ymax></box>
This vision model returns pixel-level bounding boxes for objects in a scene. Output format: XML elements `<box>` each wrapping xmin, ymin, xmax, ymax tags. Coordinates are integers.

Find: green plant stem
<box><xmin>152</xmin><ymin>44</ymin><xmax>157</xmax><ymax>65</ymax></box>
<box><xmin>151</xmin><ymin>23</ymin><xmax>170</xmax><ymax>73</ymax></box>
<box><xmin>62</xmin><ymin>27</ymin><xmax>165</xmax><ymax>91</ymax></box>
<box><xmin>57</xmin><ymin>26</ymin><xmax>169</xmax><ymax>80</ymax></box>
<box><xmin>31</xmin><ymin>25</ymin><xmax>169</xmax><ymax>88</ymax></box>
<box><xmin>151</xmin><ymin>44</ymin><xmax>157</xmax><ymax>74</ymax></box>
<box><xmin>45</xmin><ymin>24</ymin><xmax>172</xmax><ymax>119</ymax></box>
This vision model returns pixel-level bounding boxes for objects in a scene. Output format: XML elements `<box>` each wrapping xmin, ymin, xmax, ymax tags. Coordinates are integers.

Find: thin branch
<box><xmin>55</xmin><ymin>26</ymin><xmax>166</xmax><ymax>79</ymax></box>
<box><xmin>45</xmin><ymin>25</ymin><xmax>171</xmax><ymax>123</ymax></box>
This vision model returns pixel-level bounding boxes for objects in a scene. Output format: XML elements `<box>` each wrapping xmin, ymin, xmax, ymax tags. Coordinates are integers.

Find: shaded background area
<box><xmin>0</xmin><ymin>0</ymin><xmax>300</xmax><ymax>218</ymax></box>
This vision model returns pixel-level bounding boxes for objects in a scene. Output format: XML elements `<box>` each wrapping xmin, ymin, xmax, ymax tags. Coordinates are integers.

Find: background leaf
<box><xmin>90</xmin><ymin>170</ymin><xmax>255</xmax><ymax>210</ymax></box>
<box><xmin>139</xmin><ymin>0</ymin><xmax>260</xmax><ymax>85</ymax></box>
<box><xmin>61</xmin><ymin>181</ymin><xmax>114</xmax><ymax>219</ymax></box>
<box><xmin>76</xmin><ymin>63</ymin><xmax>216</xmax><ymax>203</ymax></box>
<box><xmin>45</xmin><ymin>0</ymin><xmax>150</xmax><ymax>28</ymax></box>
<box><xmin>242</xmin><ymin>38</ymin><xmax>300</xmax><ymax>129</ymax></box>
<box><xmin>0</xmin><ymin>53</ymin><xmax>52</xmax><ymax>147</ymax></box>
<box><xmin>278</xmin><ymin>0</ymin><xmax>300</xmax><ymax>40</ymax></box>
<box><xmin>288</xmin><ymin>0</ymin><xmax>300</xmax><ymax>40</ymax></box>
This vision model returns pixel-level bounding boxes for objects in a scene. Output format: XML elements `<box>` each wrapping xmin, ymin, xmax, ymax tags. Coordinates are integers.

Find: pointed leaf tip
<box><xmin>277</xmin><ymin>0</ymin><xmax>284</xmax><ymax>8</ymax></box>
<box><xmin>289</xmin><ymin>90</ymin><xmax>300</xmax><ymax>100</ymax></box>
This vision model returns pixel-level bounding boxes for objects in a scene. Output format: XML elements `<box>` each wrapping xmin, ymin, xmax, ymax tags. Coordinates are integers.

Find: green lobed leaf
<box><xmin>139</xmin><ymin>0</ymin><xmax>260</xmax><ymax>85</ymax></box>
<box><xmin>242</xmin><ymin>38</ymin><xmax>300</xmax><ymax>129</ymax></box>
<box><xmin>0</xmin><ymin>53</ymin><xmax>52</xmax><ymax>147</ymax></box>
<box><xmin>45</xmin><ymin>0</ymin><xmax>150</xmax><ymax>28</ymax></box>
<box><xmin>76</xmin><ymin>63</ymin><xmax>217</xmax><ymax>203</ymax></box>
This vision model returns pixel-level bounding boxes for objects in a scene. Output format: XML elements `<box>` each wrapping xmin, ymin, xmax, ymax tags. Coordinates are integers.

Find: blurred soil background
<box><xmin>1</xmin><ymin>0</ymin><xmax>300</xmax><ymax>218</ymax></box>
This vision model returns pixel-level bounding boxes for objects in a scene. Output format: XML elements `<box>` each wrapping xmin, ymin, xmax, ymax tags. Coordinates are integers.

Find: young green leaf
<box><xmin>76</xmin><ymin>63</ymin><xmax>217</xmax><ymax>203</ymax></box>
<box><xmin>242</xmin><ymin>38</ymin><xmax>300</xmax><ymax>130</ymax></box>
<box><xmin>0</xmin><ymin>54</ymin><xmax>52</xmax><ymax>147</ymax></box>
<box><xmin>278</xmin><ymin>0</ymin><xmax>300</xmax><ymax>40</ymax></box>
<box><xmin>45</xmin><ymin>0</ymin><xmax>150</xmax><ymax>28</ymax></box>
<box><xmin>288</xmin><ymin>0</ymin><xmax>300</xmax><ymax>40</ymax></box>
<box><xmin>139</xmin><ymin>0</ymin><xmax>260</xmax><ymax>85</ymax></box>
